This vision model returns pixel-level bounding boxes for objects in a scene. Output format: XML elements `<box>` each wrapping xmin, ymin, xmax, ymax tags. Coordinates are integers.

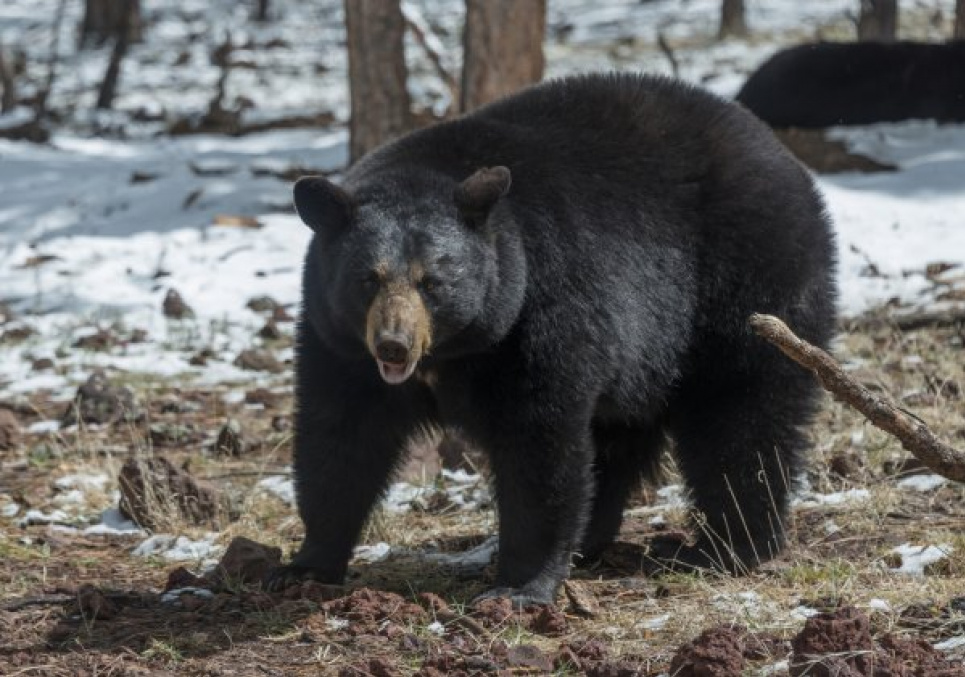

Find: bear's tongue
<box><xmin>377</xmin><ymin>359</ymin><xmax>415</xmax><ymax>385</ymax></box>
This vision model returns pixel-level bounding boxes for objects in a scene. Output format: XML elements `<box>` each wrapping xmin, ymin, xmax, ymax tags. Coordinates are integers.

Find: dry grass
<box><xmin>1</xmin><ymin>321</ymin><xmax>964</xmax><ymax>674</ymax></box>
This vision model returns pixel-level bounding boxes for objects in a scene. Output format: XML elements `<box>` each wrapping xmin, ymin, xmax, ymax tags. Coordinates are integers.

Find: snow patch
<box><xmin>897</xmin><ymin>474</ymin><xmax>949</xmax><ymax>492</ymax></box>
<box><xmin>889</xmin><ymin>543</ymin><xmax>954</xmax><ymax>575</ymax></box>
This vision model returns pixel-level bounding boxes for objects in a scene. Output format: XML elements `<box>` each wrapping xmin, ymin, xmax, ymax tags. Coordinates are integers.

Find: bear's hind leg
<box><xmin>579</xmin><ymin>423</ymin><xmax>666</xmax><ymax>564</ymax></box>
<box><xmin>655</xmin><ymin>371</ymin><xmax>818</xmax><ymax>574</ymax></box>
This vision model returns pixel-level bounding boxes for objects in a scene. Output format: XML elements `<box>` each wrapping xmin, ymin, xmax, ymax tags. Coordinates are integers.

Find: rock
<box><xmin>214</xmin><ymin>419</ymin><xmax>245</xmax><ymax>456</ymax></box>
<box><xmin>563</xmin><ymin>579</ymin><xmax>599</xmax><ymax>617</ymax></box>
<box><xmin>828</xmin><ymin>452</ymin><xmax>863</xmax><ymax>480</ymax></box>
<box><xmin>209</xmin><ymin>536</ymin><xmax>281</xmax><ymax>587</ymax></box>
<box><xmin>0</xmin><ymin>325</ymin><xmax>35</xmax><ymax>344</ymax></box>
<box><xmin>72</xmin><ymin>328</ymin><xmax>118</xmax><ymax>351</ymax></box>
<box><xmin>30</xmin><ymin>357</ymin><xmax>55</xmax><ymax>371</ymax></box>
<box><xmin>0</xmin><ymin>409</ymin><xmax>21</xmax><ymax>451</ymax></box>
<box><xmin>162</xmin><ymin>289</ymin><xmax>195</xmax><ymax>320</ymax></box>
<box><xmin>233</xmin><ymin>348</ymin><xmax>284</xmax><ymax>373</ymax></box>
<box><xmin>670</xmin><ymin>626</ymin><xmax>746</xmax><ymax>677</ymax></box>
<box><xmin>188</xmin><ymin>348</ymin><xmax>217</xmax><ymax>366</ymax></box>
<box><xmin>246</xmin><ymin>295</ymin><xmax>278</xmax><ymax>312</ymax></box>
<box><xmin>61</xmin><ymin>370</ymin><xmax>143</xmax><ymax>426</ymax></box>
<box><xmin>244</xmin><ymin>387</ymin><xmax>278</xmax><ymax>408</ymax></box>
<box><xmin>790</xmin><ymin>607</ymin><xmax>874</xmax><ymax>677</ymax></box>
<box><xmin>117</xmin><ymin>456</ymin><xmax>220</xmax><ymax>528</ymax></box>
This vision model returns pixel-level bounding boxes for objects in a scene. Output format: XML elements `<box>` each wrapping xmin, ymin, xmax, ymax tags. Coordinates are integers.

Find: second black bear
<box><xmin>737</xmin><ymin>41</ymin><xmax>965</xmax><ymax>128</ymax></box>
<box><xmin>269</xmin><ymin>73</ymin><xmax>837</xmax><ymax>605</ymax></box>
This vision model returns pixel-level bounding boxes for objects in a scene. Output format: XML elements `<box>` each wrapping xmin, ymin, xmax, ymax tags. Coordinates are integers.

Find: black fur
<box><xmin>269</xmin><ymin>73</ymin><xmax>838</xmax><ymax>605</ymax></box>
<box><xmin>736</xmin><ymin>41</ymin><xmax>965</xmax><ymax>128</ymax></box>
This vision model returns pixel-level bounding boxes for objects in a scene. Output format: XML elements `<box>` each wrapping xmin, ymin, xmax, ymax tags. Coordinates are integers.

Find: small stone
<box><xmin>72</xmin><ymin>328</ymin><xmax>118</xmax><ymax>351</ymax></box>
<box><xmin>244</xmin><ymin>388</ymin><xmax>278</xmax><ymax>408</ymax></box>
<box><xmin>246</xmin><ymin>296</ymin><xmax>278</xmax><ymax>312</ymax></box>
<box><xmin>234</xmin><ymin>348</ymin><xmax>283</xmax><ymax>373</ymax></box>
<box><xmin>30</xmin><ymin>357</ymin><xmax>55</xmax><ymax>371</ymax></box>
<box><xmin>61</xmin><ymin>370</ymin><xmax>143</xmax><ymax>426</ymax></box>
<box><xmin>0</xmin><ymin>325</ymin><xmax>35</xmax><ymax>343</ymax></box>
<box><xmin>670</xmin><ymin>626</ymin><xmax>746</xmax><ymax>677</ymax></box>
<box><xmin>118</xmin><ymin>456</ymin><xmax>220</xmax><ymax>528</ymax></box>
<box><xmin>209</xmin><ymin>536</ymin><xmax>281</xmax><ymax>588</ymax></box>
<box><xmin>163</xmin><ymin>289</ymin><xmax>195</xmax><ymax>320</ymax></box>
<box><xmin>214</xmin><ymin>419</ymin><xmax>245</xmax><ymax>456</ymax></box>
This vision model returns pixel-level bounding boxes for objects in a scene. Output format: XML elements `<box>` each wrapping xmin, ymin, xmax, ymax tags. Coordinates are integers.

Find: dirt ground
<box><xmin>2</xmin><ymin>317</ymin><xmax>965</xmax><ymax>676</ymax></box>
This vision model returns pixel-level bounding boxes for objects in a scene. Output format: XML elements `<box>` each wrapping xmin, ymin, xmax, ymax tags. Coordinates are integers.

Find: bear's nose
<box><xmin>375</xmin><ymin>334</ymin><xmax>411</xmax><ymax>365</ymax></box>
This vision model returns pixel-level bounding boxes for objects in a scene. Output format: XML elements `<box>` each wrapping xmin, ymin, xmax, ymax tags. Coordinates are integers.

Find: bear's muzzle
<box><xmin>365</xmin><ymin>287</ymin><xmax>432</xmax><ymax>385</ymax></box>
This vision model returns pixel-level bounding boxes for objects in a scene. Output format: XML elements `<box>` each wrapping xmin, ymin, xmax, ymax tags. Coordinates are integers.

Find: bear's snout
<box><xmin>365</xmin><ymin>287</ymin><xmax>432</xmax><ymax>385</ymax></box>
<box><xmin>375</xmin><ymin>333</ymin><xmax>411</xmax><ymax>365</ymax></box>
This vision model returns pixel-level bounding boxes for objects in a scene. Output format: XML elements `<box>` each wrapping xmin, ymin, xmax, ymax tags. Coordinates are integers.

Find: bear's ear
<box><xmin>454</xmin><ymin>166</ymin><xmax>511</xmax><ymax>226</ymax></box>
<box><xmin>293</xmin><ymin>176</ymin><xmax>356</xmax><ymax>234</ymax></box>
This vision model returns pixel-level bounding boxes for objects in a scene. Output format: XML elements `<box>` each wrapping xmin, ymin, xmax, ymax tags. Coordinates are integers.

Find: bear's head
<box><xmin>294</xmin><ymin>166</ymin><xmax>514</xmax><ymax>385</ymax></box>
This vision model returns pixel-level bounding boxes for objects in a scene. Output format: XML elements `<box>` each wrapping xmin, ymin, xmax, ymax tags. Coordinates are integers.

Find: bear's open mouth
<box><xmin>377</xmin><ymin>359</ymin><xmax>417</xmax><ymax>385</ymax></box>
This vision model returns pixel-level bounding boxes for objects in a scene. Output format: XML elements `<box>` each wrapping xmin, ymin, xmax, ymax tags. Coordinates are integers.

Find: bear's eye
<box><xmin>420</xmin><ymin>276</ymin><xmax>441</xmax><ymax>293</ymax></box>
<box><xmin>361</xmin><ymin>272</ymin><xmax>380</xmax><ymax>292</ymax></box>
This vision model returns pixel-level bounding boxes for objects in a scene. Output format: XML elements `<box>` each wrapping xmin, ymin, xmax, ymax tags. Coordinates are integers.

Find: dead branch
<box><xmin>657</xmin><ymin>32</ymin><xmax>679</xmax><ymax>77</ymax></box>
<box><xmin>845</xmin><ymin>305</ymin><xmax>965</xmax><ymax>332</ymax></box>
<box><xmin>750</xmin><ymin>313</ymin><xmax>965</xmax><ymax>482</ymax></box>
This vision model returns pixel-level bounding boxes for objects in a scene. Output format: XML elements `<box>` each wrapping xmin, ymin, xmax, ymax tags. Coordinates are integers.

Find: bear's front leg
<box><xmin>265</xmin><ymin>319</ymin><xmax>435</xmax><ymax>590</ymax></box>
<box><xmin>473</xmin><ymin>381</ymin><xmax>595</xmax><ymax>606</ymax></box>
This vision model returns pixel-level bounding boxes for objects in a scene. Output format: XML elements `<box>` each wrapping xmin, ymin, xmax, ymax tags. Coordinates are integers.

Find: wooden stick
<box><xmin>749</xmin><ymin>313</ymin><xmax>965</xmax><ymax>482</ymax></box>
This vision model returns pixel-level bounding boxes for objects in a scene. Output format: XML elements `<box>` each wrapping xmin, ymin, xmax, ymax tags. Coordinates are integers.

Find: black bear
<box><xmin>268</xmin><ymin>73</ymin><xmax>837</xmax><ymax>605</ymax></box>
<box><xmin>736</xmin><ymin>41</ymin><xmax>965</xmax><ymax>128</ymax></box>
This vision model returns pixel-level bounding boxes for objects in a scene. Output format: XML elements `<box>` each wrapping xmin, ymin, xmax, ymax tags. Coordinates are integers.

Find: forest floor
<box><xmin>1</xmin><ymin>316</ymin><xmax>964</xmax><ymax>675</ymax></box>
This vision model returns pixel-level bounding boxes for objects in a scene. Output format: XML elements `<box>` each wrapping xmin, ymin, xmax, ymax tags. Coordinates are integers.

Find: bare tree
<box><xmin>955</xmin><ymin>0</ymin><xmax>965</xmax><ymax>39</ymax></box>
<box><xmin>253</xmin><ymin>0</ymin><xmax>270</xmax><ymax>22</ymax></box>
<box><xmin>96</xmin><ymin>0</ymin><xmax>136</xmax><ymax>109</ymax></box>
<box><xmin>0</xmin><ymin>45</ymin><xmax>15</xmax><ymax>113</ymax></box>
<box><xmin>344</xmin><ymin>0</ymin><xmax>411</xmax><ymax>164</ymax></box>
<box><xmin>719</xmin><ymin>0</ymin><xmax>748</xmax><ymax>39</ymax></box>
<box><xmin>461</xmin><ymin>0</ymin><xmax>546</xmax><ymax>112</ymax></box>
<box><xmin>857</xmin><ymin>0</ymin><xmax>897</xmax><ymax>42</ymax></box>
<box><xmin>79</xmin><ymin>0</ymin><xmax>142</xmax><ymax>48</ymax></box>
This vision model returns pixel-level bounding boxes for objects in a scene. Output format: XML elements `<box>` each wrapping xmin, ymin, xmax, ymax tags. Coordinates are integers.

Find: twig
<box><xmin>845</xmin><ymin>305</ymin><xmax>965</xmax><ymax>332</ymax></box>
<box><xmin>749</xmin><ymin>313</ymin><xmax>965</xmax><ymax>482</ymax></box>
<box><xmin>657</xmin><ymin>32</ymin><xmax>679</xmax><ymax>77</ymax></box>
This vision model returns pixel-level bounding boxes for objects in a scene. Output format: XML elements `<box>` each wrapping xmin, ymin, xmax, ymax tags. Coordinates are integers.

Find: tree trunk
<box><xmin>857</xmin><ymin>0</ymin><xmax>897</xmax><ymax>42</ymax></box>
<box><xmin>955</xmin><ymin>0</ymin><xmax>965</xmax><ymax>39</ymax></box>
<box><xmin>719</xmin><ymin>0</ymin><xmax>748</xmax><ymax>39</ymax></box>
<box><xmin>79</xmin><ymin>0</ymin><xmax>141</xmax><ymax>48</ymax></box>
<box><xmin>254</xmin><ymin>0</ymin><xmax>270</xmax><ymax>22</ymax></box>
<box><xmin>95</xmin><ymin>0</ymin><xmax>134</xmax><ymax>109</ymax></box>
<box><xmin>344</xmin><ymin>0</ymin><xmax>411</xmax><ymax>164</ymax></box>
<box><xmin>461</xmin><ymin>0</ymin><xmax>546</xmax><ymax>113</ymax></box>
<box><xmin>0</xmin><ymin>45</ymin><xmax>15</xmax><ymax>113</ymax></box>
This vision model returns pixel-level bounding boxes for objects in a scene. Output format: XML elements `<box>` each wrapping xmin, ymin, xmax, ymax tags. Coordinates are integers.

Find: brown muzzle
<box><xmin>365</xmin><ymin>285</ymin><xmax>432</xmax><ymax>385</ymax></box>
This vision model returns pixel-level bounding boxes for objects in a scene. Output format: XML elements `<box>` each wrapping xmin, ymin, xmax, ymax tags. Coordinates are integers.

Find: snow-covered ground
<box><xmin>2</xmin><ymin>0</ymin><xmax>964</xmax><ymax>399</ymax></box>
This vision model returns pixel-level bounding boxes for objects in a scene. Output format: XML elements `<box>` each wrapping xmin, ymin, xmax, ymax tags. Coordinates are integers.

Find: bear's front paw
<box><xmin>472</xmin><ymin>579</ymin><xmax>558</xmax><ymax>608</ymax></box>
<box><xmin>263</xmin><ymin>563</ymin><xmax>340</xmax><ymax>592</ymax></box>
